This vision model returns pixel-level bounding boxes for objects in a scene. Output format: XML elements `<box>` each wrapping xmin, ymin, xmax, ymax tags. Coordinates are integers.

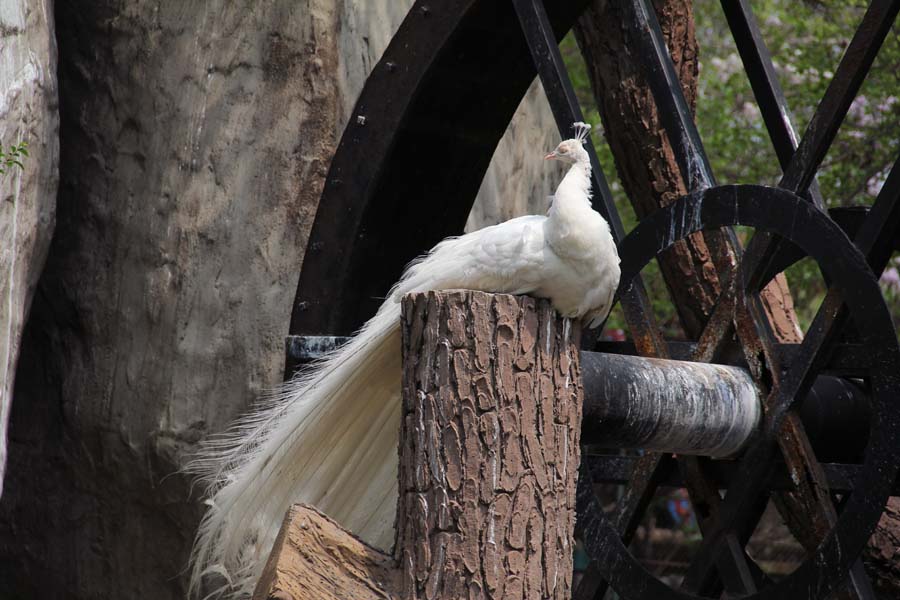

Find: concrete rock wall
<box><xmin>469</xmin><ymin>80</ymin><xmax>560</xmax><ymax>229</ymax></box>
<box><xmin>0</xmin><ymin>0</ymin><xmax>58</xmax><ymax>494</ymax></box>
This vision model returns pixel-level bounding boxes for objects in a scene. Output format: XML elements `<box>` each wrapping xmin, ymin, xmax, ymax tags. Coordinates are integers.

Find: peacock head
<box><xmin>544</xmin><ymin>122</ymin><xmax>592</xmax><ymax>164</ymax></box>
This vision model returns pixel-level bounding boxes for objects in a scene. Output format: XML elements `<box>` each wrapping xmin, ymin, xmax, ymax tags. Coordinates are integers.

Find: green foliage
<box><xmin>0</xmin><ymin>141</ymin><xmax>29</xmax><ymax>176</ymax></box>
<box><xmin>694</xmin><ymin>0</ymin><xmax>900</xmax><ymax>331</ymax></box>
<box><xmin>563</xmin><ymin>0</ymin><xmax>900</xmax><ymax>336</ymax></box>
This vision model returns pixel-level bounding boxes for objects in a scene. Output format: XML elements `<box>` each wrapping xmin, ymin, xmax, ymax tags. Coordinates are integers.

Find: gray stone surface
<box><xmin>0</xmin><ymin>1</ymin><xmax>556</xmax><ymax>598</ymax></box>
<box><xmin>469</xmin><ymin>79</ymin><xmax>561</xmax><ymax>229</ymax></box>
<box><xmin>0</xmin><ymin>0</ymin><xmax>58</xmax><ymax>494</ymax></box>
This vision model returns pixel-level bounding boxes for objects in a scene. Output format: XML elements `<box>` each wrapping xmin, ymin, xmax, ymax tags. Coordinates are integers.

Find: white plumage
<box><xmin>188</xmin><ymin>122</ymin><xmax>620</xmax><ymax>598</ymax></box>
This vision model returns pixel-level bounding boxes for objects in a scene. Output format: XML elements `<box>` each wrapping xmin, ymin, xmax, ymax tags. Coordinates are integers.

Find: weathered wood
<box><xmin>254</xmin><ymin>291</ymin><xmax>583</xmax><ymax>599</ymax></box>
<box><xmin>252</xmin><ymin>505</ymin><xmax>400</xmax><ymax>600</ymax></box>
<box><xmin>864</xmin><ymin>498</ymin><xmax>900</xmax><ymax>598</ymax></box>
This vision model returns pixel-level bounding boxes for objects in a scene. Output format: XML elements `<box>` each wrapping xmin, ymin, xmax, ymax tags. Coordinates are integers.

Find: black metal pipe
<box><xmin>581</xmin><ymin>351</ymin><xmax>871</xmax><ymax>460</ymax></box>
<box><xmin>581</xmin><ymin>352</ymin><xmax>760</xmax><ymax>456</ymax></box>
<box><xmin>286</xmin><ymin>337</ymin><xmax>873</xmax><ymax>460</ymax></box>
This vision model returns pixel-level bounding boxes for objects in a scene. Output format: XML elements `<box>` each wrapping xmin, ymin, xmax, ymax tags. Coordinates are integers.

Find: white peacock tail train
<box><xmin>186</xmin><ymin>297</ymin><xmax>405</xmax><ymax>599</ymax></box>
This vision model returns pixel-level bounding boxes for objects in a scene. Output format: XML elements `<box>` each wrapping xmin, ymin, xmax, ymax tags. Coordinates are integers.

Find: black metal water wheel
<box><xmin>288</xmin><ymin>1</ymin><xmax>900</xmax><ymax>598</ymax></box>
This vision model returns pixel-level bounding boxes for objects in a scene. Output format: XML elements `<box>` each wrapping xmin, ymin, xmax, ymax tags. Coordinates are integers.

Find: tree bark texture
<box><xmin>574</xmin><ymin>0</ymin><xmax>716</xmax><ymax>338</ymax></box>
<box><xmin>0</xmin><ymin>0</ymin><xmax>58</xmax><ymax>494</ymax></box>
<box><xmin>252</xmin><ymin>291</ymin><xmax>583</xmax><ymax>600</ymax></box>
<box><xmin>573</xmin><ymin>0</ymin><xmax>801</xmax><ymax>342</ymax></box>
<box><xmin>864</xmin><ymin>499</ymin><xmax>900</xmax><ymax>599</ymax></box>
<box><xmin>396</xmin><ymin>291</ymin><xmax>582</xmax><ymax>599</ymax></box>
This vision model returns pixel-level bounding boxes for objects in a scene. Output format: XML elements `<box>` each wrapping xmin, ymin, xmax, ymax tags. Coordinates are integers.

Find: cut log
<box><xmin>253</xmin><ymin>291</ymin><xmax>583</xmax><ymax>599</ymax></box>
<box><xmin>252</xmin><ymin>504</ymin><xmax>400</xmax><ymax>600</ymax></box>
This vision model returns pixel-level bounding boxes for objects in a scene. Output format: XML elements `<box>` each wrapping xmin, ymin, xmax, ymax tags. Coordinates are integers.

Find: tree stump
<box><xmin>253</xmin><ymin>291</ymin><xmax>583</xmax><ymax>599</ymax></box>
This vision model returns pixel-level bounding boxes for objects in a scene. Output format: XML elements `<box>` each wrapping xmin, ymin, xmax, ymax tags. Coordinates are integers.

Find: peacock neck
<box><xmin>550</xmin><ymin>160</ymin><xmax>592</xmax><ymax>218</ymax></box>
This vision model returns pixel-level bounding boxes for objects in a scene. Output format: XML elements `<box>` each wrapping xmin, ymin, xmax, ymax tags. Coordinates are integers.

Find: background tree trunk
<box><xmin>574</xmin><ymin>0</ymin><xmax>718</xmax><ymax>337</ymax></box>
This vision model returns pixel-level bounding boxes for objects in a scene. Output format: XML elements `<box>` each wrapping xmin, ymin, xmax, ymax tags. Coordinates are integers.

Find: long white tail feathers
<box><xmin>187</xmin><ymin>303</ymin><xmax>403</xmax><ymax>599</ymax></box>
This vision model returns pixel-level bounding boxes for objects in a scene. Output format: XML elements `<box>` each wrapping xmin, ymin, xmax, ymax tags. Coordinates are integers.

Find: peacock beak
<box><xmin>544</xmin><ymin>151</ymin><xmax>557</xmax><ymax>160</ymax></box>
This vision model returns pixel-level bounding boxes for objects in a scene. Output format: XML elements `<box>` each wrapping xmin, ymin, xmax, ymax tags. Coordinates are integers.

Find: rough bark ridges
<box><xmin>397</xmin><ymin>290</ymin><xmax>582</xmax><ymax>600</ymax></box>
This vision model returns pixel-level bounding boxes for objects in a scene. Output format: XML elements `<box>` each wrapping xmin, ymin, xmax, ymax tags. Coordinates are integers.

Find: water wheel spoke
<box><xmin>676</xmin><ymin>439</ymin><xmax>777</xmax><ymax>594</ymax></box>
<box><xmin>678</xmin><ymin>341</ymin><xmax>865</xmax><ymax>596</ymax></box>
<box><xmin>756</xmin><ymin>151</ymin><xmax>900</xmax><ymax>389</ymax></box>
<box><xmin>720</xmin><ymin>0</ymin><xmax>826</xmax><ymax>209</ymax></box>
<box><xmin>739</xmin><ymin>0</ymin><xmax>900</xmax><ymax>291</ymax></box>
<box><xmin>678</xmin><ymin>456</ymin><xmax>770</xmax><ymax>597</ymax></box>
<box><xmin>851</xmin><ymin>152</ymin><xmax>900</xmax><ymax>273</ymax></box>
<box><xmin>511</xmin><ymin>0</ymin><xmax>619</xmax><ymax>234</ymax></box>
<box><xmin>691</xmin><ymin>270</ymin><xmax>739</xmax><ymax>364</ymax></box>
<box><xmin>778</xmin><ymin>415</ymin><xmax>878</xmax><ymax>600</ymax></box>
<box><xmin>679</xmin><ymin>493</ymin><xmax>770</xmax><ymax>596</ymax></box>
<box><xmin>846</xmin><ymin>560</ymin><xmax>879</xmax><ymax>600</ymax></box>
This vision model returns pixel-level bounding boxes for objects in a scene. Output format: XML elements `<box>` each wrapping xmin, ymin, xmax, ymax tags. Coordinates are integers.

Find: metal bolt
<box><xmin>385</xmin><ymin>61</ymin><xmax>397</xmax><ymax>72</ymax></box>
<box><xmin>356</xmin><ymin>115</ymin><xmax>367</xmax><ymax>126</ymax></box>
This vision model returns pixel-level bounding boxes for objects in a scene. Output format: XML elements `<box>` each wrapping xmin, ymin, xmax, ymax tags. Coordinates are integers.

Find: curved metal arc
<box><xmin>290</xmin><ymin>0</ymin><xmax>473</xmax><ymax>337</ymax></box>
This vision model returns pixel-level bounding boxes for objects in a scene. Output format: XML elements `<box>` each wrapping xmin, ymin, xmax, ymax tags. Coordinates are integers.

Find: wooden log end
<box><xmin>252</xmin><ymin>504</ymin><xmax>400</xmax><ymax>600</ymax></box>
